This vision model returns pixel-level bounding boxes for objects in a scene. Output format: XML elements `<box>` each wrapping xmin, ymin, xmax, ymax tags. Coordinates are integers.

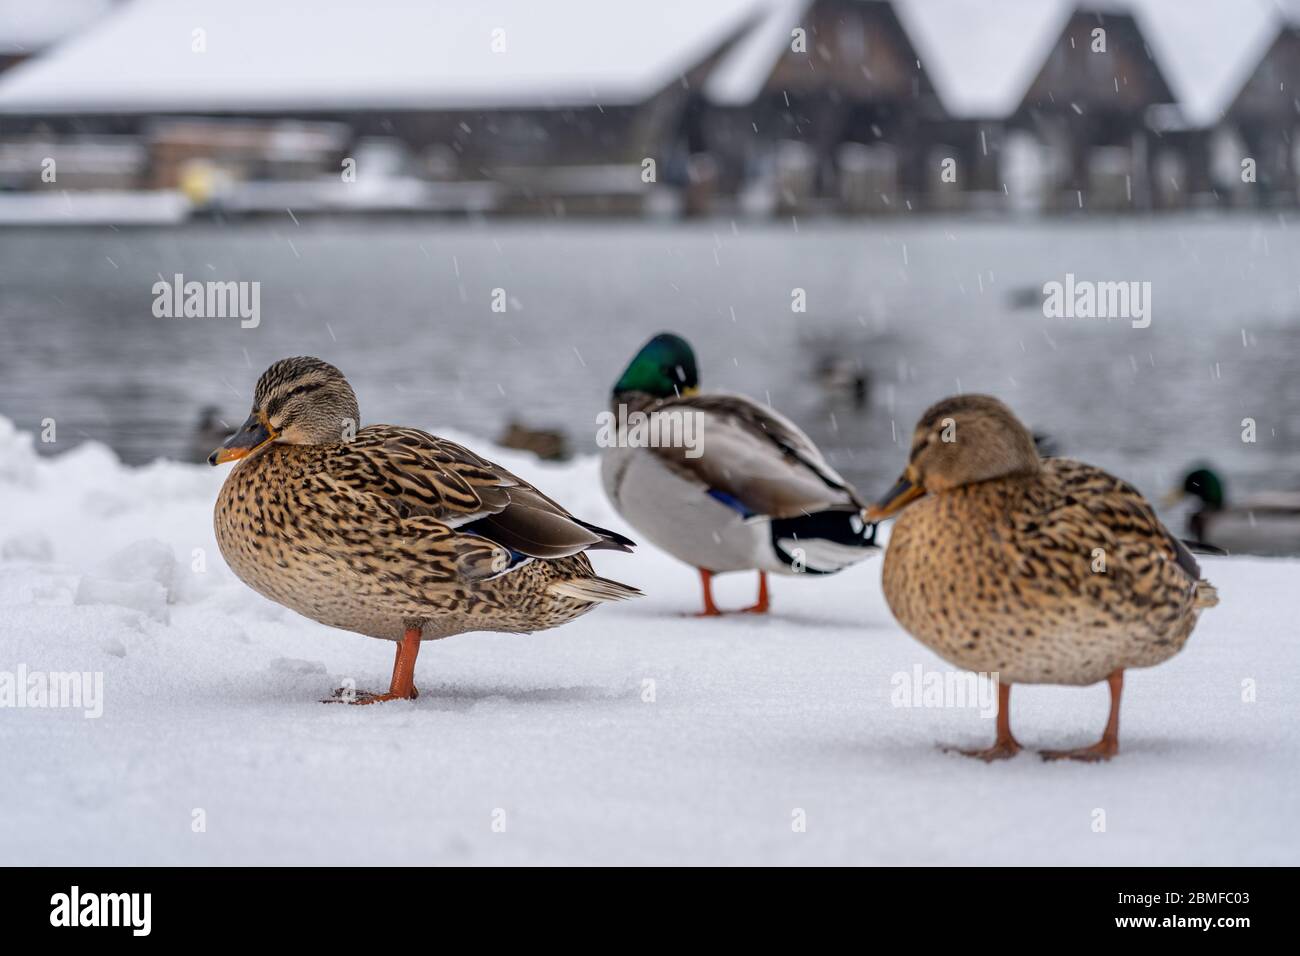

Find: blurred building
<box><xmin>699</xmin><ymin>0</ymin><xmax>943</xmax><ymax>215</ymax></box>
<box><xmin>1016</xmin><ymin>6</ymin><xmax>1176</xmax><ymax>212</ymax></box>
<box><xmin>0</xmin><ymin>0</ymin><xmax>113</xmax><ymax>73</ymax></box>
<box><xmin>0</xmin><ymin>0</ymin><xmax>1296</xmax><ymax>218</ymax></box>
<box><xmin>1225</xmin><ymin>13</ymin><xmax>1300</xmax><ymax>206</ymax></box>
<box><xmin>0</xmin><ymin>0</ymin><xmax>757</xmax><ymax>215</ymax></box>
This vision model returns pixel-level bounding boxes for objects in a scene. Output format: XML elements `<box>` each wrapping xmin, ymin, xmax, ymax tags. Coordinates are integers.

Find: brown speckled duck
<box><xmin>210</xmin><ymin>357</ymin><xmax>640</xmax><ymax>704</ymax></box>
<box><xmin>867</xmin><ymin>395</ymin><xmax>1219</xmax><ymax>762</ymax></box>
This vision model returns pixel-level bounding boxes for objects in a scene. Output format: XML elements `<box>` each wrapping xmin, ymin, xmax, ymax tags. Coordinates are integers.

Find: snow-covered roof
<box><xmin>1132</xmin><ymin>0</ymin><xmax>1281</xmax><ymax>127</ymax></box>
<box><xmin>1</xmin><ymin>0</ymin><xmax>1288</xmax><ymax>127</ymax></box>
<box><xmin>896</xmin><ymin>0</ymin><xmax>1073</xmax><ymax>119</ymax></box>
<box><xmin>0</xmin><ymin>0</ymin><xmax>113</xmax><ymax>56</ymax></box>
<box><xmin>1273</xmin><ymin>0</ymin><xmax>1300</xmax><ymax>25</ymax></box>
<box><xmin>0</xmin><ymin>0</ymin><xmax>760</xmax><ymax>114</ymax></box>
<box><xmin>704</xmin><ymin>0</ymin><xmax>1075</xmax><ymax>115</ymax></box>
<box><xmin>900</xmin><ymin>0</ymin><xmax>1284</xmax><ymax>123</ymax></box>
<box><xmin>708</xmin><ymin>1</ymin><xmax>1186</xmax><ymax>119</ymax></box>
<box><xmin>704</xmin><ymin>0</ymin><xmax>812</xmax><ymax>106</ymax></box>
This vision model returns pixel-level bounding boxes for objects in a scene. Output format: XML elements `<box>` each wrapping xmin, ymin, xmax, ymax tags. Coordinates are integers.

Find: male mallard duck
<box><xmin>867</xmin><ymin>395</ymin><xmax>1219</xmax><ymax>761</ymax></box>
<box><xmin>1164</xmin><ymin>465</ymin><xmax>1300</xmax><ymax>557</ymax></box>
<box><xmin>210</xmin><ymin>356</ymin><xmax>640</xmax><ymax>704</ymax></box>
<box><xmin>600</xmin><ymin>333</ymin><xmax>878</xmax><ymax>615</ymax></box>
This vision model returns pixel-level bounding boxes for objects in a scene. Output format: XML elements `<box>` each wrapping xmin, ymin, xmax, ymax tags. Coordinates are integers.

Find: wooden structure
<box><xmin>1015</xmin><ymin>8</ymin><xmax>1177</xmax><ymax>211</ymax></box>
<box><xmin>1225</xmin><ymin>21</ymin><xmax>1300</xmax><ymax>206</ymax></box>
<box><xmin>701</xmin><ymin>0</ymin><xmax>943</xmax><ymax>212</ymax></box>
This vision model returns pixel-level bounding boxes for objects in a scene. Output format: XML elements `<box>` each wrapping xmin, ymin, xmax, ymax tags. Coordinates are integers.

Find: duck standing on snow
<box><xmin>600</xmin><ymin>333</ymin><xmax>878</xmax><ymax>615</ymax></box>
<box><xmin>867</xmin><ymin>395</ymin><xmax>1218</xmax><ymax>761</ymax></box>
<box><xmin>210</xmin><ymin>356</ymin><xmax>640</xmax><ymax>704</ymax></box>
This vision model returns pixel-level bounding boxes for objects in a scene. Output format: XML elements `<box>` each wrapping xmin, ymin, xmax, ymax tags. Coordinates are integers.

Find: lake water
<box><xmin>2</xmin><ymin>216</ymin><xmax>1298</xmax><ymax>516</ymax></box>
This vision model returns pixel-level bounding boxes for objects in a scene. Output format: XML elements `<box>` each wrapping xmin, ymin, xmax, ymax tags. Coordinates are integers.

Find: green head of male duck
<box><xmin>209</xmin><ymin>356</ymin><xmax>360</xmax><ymax>465</ymax></box>
<box><xmin>867</xmin><ymin>394</ymin><xmax>1041</xmax><ymax>520</ymax></box>
<box><xmin>1165</xmin><ymin>466</ymin><xmax>1225</xmax><ymax>511</ymax></box>
<box><xmin>613</xmin><ymin>333</ymin><xmax>700</xmax><ymax>399</ymax></box>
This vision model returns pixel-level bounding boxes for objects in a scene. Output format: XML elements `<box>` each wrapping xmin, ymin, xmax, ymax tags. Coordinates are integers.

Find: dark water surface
<box><xmin>2</xmin><ymin>216</ymin><xmax>1298</xmax><ymax>510</ymax></box>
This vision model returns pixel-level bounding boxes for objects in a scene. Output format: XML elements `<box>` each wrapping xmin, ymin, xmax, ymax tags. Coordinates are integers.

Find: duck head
<box><xmin>209</xmin><ymin>356</ymin><xmax>360</xmax><ymax>465</ymax></box>
<box><xmin>1164</xmin><ymin>466</ymin><xmax>1225</xmax><ymax>511</ymax></box>
<box><xmin>612</xmin><ymin>332</ymin><xmax>699</xmax><ymax>400</ymax></box>
<box><xmin>866</xmin><ymin>394</ymin><xmax>1041</xmax><ymax>520</ymax></box>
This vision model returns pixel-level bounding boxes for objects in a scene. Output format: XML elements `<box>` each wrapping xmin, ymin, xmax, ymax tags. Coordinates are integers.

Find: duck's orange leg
<box><xmin>691</xmin><ymin>568</ymin><xmax>724</xmax><ymax>617</ymax></box>
<box><xmin>741</xmin><ymin>571</ymin><xmax>770</xmax><ymax>614</ymax></box>
<box><xmin>944</xmin><ymin>680</ymin><xmax>1022</xmax><ymax>761</ymax></box>
<box><xmin>1041</xmin><ymin>670</ymin><xmax>1122</xmax><ymax>762</ymax></box>
<box><xmin>324</xmin><ymin>627</ymin><xmax>422</xmax><ymax>704</ymax></box>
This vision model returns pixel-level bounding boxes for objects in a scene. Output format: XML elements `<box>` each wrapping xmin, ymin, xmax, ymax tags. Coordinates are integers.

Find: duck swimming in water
<box><xmin>1165</xmin><ymin>465</ymin><xmax>1300</xmax><ymax>557</ymax></box>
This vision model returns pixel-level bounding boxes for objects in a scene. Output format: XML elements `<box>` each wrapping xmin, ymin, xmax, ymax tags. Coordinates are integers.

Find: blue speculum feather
<box><xmin>461</xmin><ymin>529</ymin><xmax>531</xmax><ymax>572</ymax></box>
<box><xmin>707</xmin><ymin>488</ymin><xmax>754</xmax><ymax>517</ymax></box>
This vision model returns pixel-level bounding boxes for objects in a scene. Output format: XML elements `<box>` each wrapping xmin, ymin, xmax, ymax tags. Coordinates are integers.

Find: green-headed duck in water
<box><xmin>1165</xmin><ymin>465</ymin><xmax>1300</xmax><ymax>556</ymax></box>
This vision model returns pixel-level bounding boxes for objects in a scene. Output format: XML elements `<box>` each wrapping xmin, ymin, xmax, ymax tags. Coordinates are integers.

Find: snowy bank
<box><xmin>0</xmin><ymin>416</ymin><xmax>1296</xmax><ymax>865</ymax></box>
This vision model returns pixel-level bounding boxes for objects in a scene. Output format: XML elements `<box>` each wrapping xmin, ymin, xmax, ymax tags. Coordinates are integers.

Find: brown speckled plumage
<box><xmin>212</xmin><ymin>358</ymin><xmax>640</xmax><ymax>656</ymax></box>
<box><xmin>884</xmin><ymin>456</ymin><xmax>1211</xmax><ymax>685</ymax></box>
<box><xmin>870</xmin><ymin>394</ymin><xmax>1218</xmax><ymax>759</ymax></box>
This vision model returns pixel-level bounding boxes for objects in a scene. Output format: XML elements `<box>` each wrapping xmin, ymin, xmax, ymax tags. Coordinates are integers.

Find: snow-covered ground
<box><xmin>1</xmin><ymin>415</ymin><xmax>1296</xmax><ymax>866</ymax></box>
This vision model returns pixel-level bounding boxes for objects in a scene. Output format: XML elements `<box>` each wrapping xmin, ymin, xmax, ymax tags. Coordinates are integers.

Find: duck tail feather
<box><xmin>1195</xmin><ymin>580</ymin><xmax>1220</xmax><ymax>609</ymax></box>
<box><xmin>770</xmin><ymin>508</ymin><xmax>880</xmax><ymax>574</ymax></box>
<box><xmin>573</xmin><ymin>519</ymin><xmax>637</xmax><ymax>553</ymax></box>
<box><xmin>549</xmin><ymin>576</ymin><xmax>643</xmax><ymax>603</ymax></box>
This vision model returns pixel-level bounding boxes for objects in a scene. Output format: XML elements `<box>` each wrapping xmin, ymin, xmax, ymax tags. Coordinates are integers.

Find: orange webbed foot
<box><xmin>940</xmin><ymin>738</ymin><xmax>1023</xmax><ymax>762</ymax></box>
<box><xmin>321</xmin><ymin>685</ymin><xmax>419</xmax><ymax>705</ymax></box>
<box><xmin>1039</xmin><ymin>738</ymin><xmax>1118</xmax><ymax>762</ymax></box>
<box><xmin>690</xmin><ymin>569</ymin><xmax>770</xmax><ymax>616</ymax></box>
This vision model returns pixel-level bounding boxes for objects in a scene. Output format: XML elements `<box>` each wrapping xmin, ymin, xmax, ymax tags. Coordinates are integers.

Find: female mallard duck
<box><xmin>1164</xmin><ymin>465</ymin><xmax>1300</xmax><ymax>556</ymax></box>
<box><xmin>600</xmin><ymin>333</ymin><xmax>877</xmax><ymax>616</ymax></box>
<box><xmin>867</xmin><ymin>395</ymin><xmax>1218</xmax><ymax>761</ymax></box>
<box><xmin>210</xmin><ymin>356</ymin><xmax>640</xmax><ymax>704</ymax></box>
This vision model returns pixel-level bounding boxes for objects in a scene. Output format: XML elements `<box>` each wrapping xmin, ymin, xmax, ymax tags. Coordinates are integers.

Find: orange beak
<box><xmin>208</xmin><ymin>411</ymin><xmax>276</xmax><ymax>465</ymax></box>
<box><xmin>865</xmin><ymin>471</ymin><xmax>925</xmax><ymax>521</ymax></box>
